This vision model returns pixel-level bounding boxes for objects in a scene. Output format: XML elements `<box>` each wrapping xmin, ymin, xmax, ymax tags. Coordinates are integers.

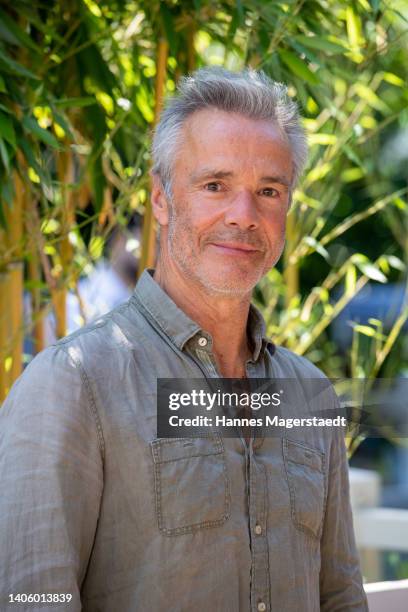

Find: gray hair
<box><xmin>151</xmin><ymin>66</ymin><xmax>308</xmax><ymax>198</ymax></box>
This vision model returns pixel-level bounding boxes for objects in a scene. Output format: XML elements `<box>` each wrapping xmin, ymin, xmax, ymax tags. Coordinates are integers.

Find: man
<box><xmin>0</xmin><ymin>68</ymin><xmax>368</xmax><ymax>611</ymax></box>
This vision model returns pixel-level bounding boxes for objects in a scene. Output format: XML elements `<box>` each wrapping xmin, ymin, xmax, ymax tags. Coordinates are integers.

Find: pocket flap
<box><xmin>284</xmin><ymin>438</ymin><xmax>325</xmax><ymax>473</ymax></box>
<box><xmin>151</xmin><ymin>435</ymin><xmax>223</xmax><ymax>464</ymax></box>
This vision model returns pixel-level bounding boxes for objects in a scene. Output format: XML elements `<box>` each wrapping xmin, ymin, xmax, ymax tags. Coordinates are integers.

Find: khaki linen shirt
<box><xmin>0</xmin><ymin>268</ymin><xmax>368</xmax><ymax>612</ymax></box>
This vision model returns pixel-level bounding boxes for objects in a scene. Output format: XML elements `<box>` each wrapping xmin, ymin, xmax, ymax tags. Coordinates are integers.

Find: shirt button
<box><xmin>198</xmin><ymin>336</ymin><xmax>208</xmax><ymax>347</ymax></box>
<box><xmin>257</xmin><ymin>603</ymin><xmax>266</xmax><ymax>612</ymax></box>
<box><xmin>254</xmin><ymin>524</ymin><xmax>262</xmax><ymax>535</ymax></box>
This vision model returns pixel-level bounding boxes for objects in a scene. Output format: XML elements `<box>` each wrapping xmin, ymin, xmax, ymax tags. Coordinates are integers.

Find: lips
<box><xmin>208</xmin><ymin>242</ymin><xmax>261</xmax><ymax>254</ymax></box>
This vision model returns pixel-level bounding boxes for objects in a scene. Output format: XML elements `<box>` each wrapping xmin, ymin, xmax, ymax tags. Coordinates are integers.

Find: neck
<box><xmin>153</xmin><ymin>258</ymin><xmax>253</xmax><ymax>378</ymax></box>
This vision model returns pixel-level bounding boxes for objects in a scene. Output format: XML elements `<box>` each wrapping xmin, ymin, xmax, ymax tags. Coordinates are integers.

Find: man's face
<box><xmin>156</xmin><ymin>108</ymin><xmax>293</xmax><ymax>296</ymax></box>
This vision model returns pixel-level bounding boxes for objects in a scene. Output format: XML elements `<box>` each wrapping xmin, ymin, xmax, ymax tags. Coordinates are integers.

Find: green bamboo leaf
<box><xmin>306</xmin><ymin>162</ymin><xmax>332</xmax><ymax>182</ymax></box>
<box><xmin>53</xmin><ymin>97</ymin><xmax>96</xmax><ymax>109</ymax></box>
<box><xmin>294</xmin><ymin>35</ymin><xmax>345</xmax><ymax>54</ymax></box>
<box><xmin>0</xmin><ymin>138</ymin><xmax>10</xmax><ymax>171</ymax></box>
<box><xmin>304</xmin><ymin>236</ymin><xmax>330</xmax><ymax>261</ymax></box>
<box><xmin>14</xmin><ymin>5</ymin><xmax>65</xmax><ymax>44</ymax></box>
<box><xmin>77</xmin><ymin>42</ymin><xmax>117</xmax><ymax>93</ymax></box>
<box><xmin>50</xmin><ymin>109</ymin><xmax>73</xmax><ymax>140</ymax></box>
<box><xmin>387</xmin><ymin>255</ymin><xmax>405</xmax><ymax>271</ymax></box>
<box><xmin>0</xmin><ymin>75</ymin><xmax>6</xmax><ymax>93</ymax></box>
<box><xmin>0</xmin><ymin>199</ymin><xmax>6</xmax><ymax>229</ymax></box>
<box><xmin>89</xmin><ymin>153</ymin><xmax>105</xmax><ymax>211</ymax></box>
<box><xmin>0</xmin><ymin>8</ymin><xmax>41</xmax><ymax>53</ymax></box>
<box><xmin>0</xmin><ymin>20</ymin><xmax>18</xmax><ymax>46</ymax></box>
<box><xmin>18</xmin><ymin>137</ymin><xmax>49</xmax><ymax>184</ymax></box>
<box><xmin>354</xmin><ymin>83</ymin><xmax>388</xmax><ymax>113</ymax></box>
<box><xmin>89</xmin><ymin>235</ymin><xmax>105</xmax><ymax>260</ymax></box>
<box><xmin>382</xmin><ymin>72</ymin><xmax>405</xmax><ymax>87</ymax></box>
<box><xmin>41</xmin><ymin>219</ymin><xmax>60</xmax><ymax>234</ymax></box>
<box><xmin>22</xmin><ymin>116</ymin><xmax>61</xmax><ymax>150</ymax></box>
<box><xmin>0</xmin><ymin>112</ymin><xmax>16</xmax><ymax>148</ymax></box>
<box><xmin>0</xmin><ymin>49</ymin><xmax>39</xmax><ymax>80</ymax></box>
<box><xmin>353</xmin><ymin>324</ymin><xmax>377</xmax><ymax>337</ymax></box>
<box><xmin>227</xmin><ymin>9</ymin><xmax>241</xmax><ymax>41</ymax></box>
<box><xmin>308</xmin><ymin>134</ymin><xmax>337</xmax><ymax>145</ymax></box>
<box><xmin>0</xmin><ymin>103</ymin><xmax>12</xmax><ymax>114</ymax></box>
<box><xmin>343</xmin><ymin>145</ymin><xmax>364</xmax><ymax>167</ymax></box>
<box><xmin>341</xmin><ymin>167</ymin><xmax>365</xmax><ymax>182</ymax></box>
<box><xmin>289</xmin><ymin>42</ymin><xmax>322</xmax><ymax>68</ymax></box>
<box><xmin>393</xmin><ymin>197</ymin><xmax>406</xmax><ymax>210</ymax></box>
<box><xmin>368</xmin><ymin>318</ymin><xmax>382</xmax><ymax>327</ymax></box>
<box><xmin>346</xmin><ymin>6</ymin><xmax>363</xmax><ymax>48</ymax></box>
<box><xmin>355</xmin><ymin>260</ymin><xmax>387</xmax><ymax>283</ymax></box>
<box><xmin>1</xmin><ymin>179</ymin><xmax>13</xmax><ymax>207</ymax></box>
<box><xmin>278</xmin><ymin>50</ymin><xmax>319</xmax><ymax>85</ymax></box>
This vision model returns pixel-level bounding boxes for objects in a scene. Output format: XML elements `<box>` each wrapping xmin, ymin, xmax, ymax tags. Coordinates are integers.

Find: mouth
<box><xmin>208</xmin><ymin>242</ymin><xmax>261</xmax><ymax>255</ymax></box>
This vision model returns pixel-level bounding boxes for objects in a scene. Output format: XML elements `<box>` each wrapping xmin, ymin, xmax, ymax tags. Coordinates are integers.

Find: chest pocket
<box><xmin>150</xmin><ymin>434</ymin><xmax>230</xmax><ymax>536</ymax></box>
<box><xmin>283</xmin><ymin>438</ymin><xmax>327</xmax><ymax>539</ymax></box>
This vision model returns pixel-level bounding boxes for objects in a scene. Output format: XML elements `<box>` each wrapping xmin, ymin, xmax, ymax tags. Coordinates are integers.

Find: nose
<box><xmin>224</xmin><ymin>189</ymin><xmax>259</xmax><ymax>231</ymax></box>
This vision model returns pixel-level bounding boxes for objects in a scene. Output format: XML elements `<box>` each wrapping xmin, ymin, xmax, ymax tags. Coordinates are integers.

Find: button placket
<box><xmin>249</xmin><ymin>448</ymin><xmax>270</xmax><ymax>612</ymax></box>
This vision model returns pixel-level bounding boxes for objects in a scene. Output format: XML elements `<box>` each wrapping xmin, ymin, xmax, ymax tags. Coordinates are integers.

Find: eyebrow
<box><xmin>190</xmin><ymin>169</ymin><xmax>233</xmax><ymax>183</ymax></box>
<box><xmin>190</xmin><ymin>168</ymin><xmax>290</xmax><ymax>187</ymax></box>
<box><xmin>259</xmin><ymin>175</ymin><xmax>290</xmax><ymax>187</ymax></box>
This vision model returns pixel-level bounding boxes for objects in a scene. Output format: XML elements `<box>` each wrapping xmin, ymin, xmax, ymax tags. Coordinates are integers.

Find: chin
<box><xmin>198</xmin><ymin>270</ymin><xmax>260</xmax><ymax>296</ymax></box>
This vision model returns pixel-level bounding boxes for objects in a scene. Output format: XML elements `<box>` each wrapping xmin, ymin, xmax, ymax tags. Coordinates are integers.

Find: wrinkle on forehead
<box><xmin>176</xmin><ymin>108</ymin><xmax>293</xmax><ymax>185</ymax></box>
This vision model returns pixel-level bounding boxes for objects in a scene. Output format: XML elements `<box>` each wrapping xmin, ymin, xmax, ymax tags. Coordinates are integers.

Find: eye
<box><xmin>204</xmin><ymin>181</ymin><xmax>222</xmax><ymax>192</ymax></box>
<box><xmin>260</xmin><ymin>187</ymin><xmax>279</xmax><ymax>198</ymax></box>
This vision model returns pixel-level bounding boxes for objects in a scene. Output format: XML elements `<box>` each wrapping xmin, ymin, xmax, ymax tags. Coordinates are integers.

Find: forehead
<box><xmin>176</xmin><ymin>108</ymin><xmax>292</xmax><ymax>178</ymax></box>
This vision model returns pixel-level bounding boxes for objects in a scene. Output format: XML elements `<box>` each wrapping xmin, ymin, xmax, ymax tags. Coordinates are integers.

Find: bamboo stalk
<box><xmin>0</xmin><ymin>270</ymin><xmax>10</xmax><ymax>402</ymax></box>
<box><xmin>8</xmin><ymin>262</ymin><xmax>24</xmax><ymax>383</ymax></box>
<box><xmin>27</xmin><ymin>248</ymin><xmax>45</xmax><ymax>354</ymax></box>
<box><xmin>3</xmin><ymin>170</ymin><xmax>25</xmax><ymax>385</ymax></box>
<box><xmin>154</xmin><ymin>38</ymin><xmax>169</xmax><ymax>123</ymax></box>
<box><xmin>138</xmin><ymin>37</ymin><xmax>169</xmax><ymax>277</ymax></box>
<box><xmin>283</xmin><ymin>212</ymin><xmax>299</xmax><ymax>306</ymax></box>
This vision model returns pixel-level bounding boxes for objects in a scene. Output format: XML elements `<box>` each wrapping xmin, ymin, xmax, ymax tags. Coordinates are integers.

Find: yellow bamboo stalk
<box><xmin>154</xmin><ymin>38</ymin><xmax>169</xmax><ymax>125</ymax></box>
<box><xmin>28</xmin><ymin>247</ymin><xmax>45</xmax><ymax>354</ymax></box>
<box><xmin>138</xmin><ymin>37</ymin><xmax>169</xmax><ymax>277</ymax></box>
<box><xmin>0</xmin><ymin>270</ymin><xmax>10</xmax><ymax>402</ymax></box>
<box><xmin>4</xmin><ymin>171</ymin><xmax>25</xmax><ymax>385</ymax></box>
<box><xmin>8</xmin><ymin>262</ymin><xmax>24</xmax><ymax>383</ymax></box>
<box><xmin>284</xmin><ymin>212</ymin><xmax>299</xmax><ymax>306</ymax></box>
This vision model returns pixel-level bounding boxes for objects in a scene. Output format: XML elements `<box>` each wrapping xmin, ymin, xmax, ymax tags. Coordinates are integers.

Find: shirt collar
<box><xmin>132</xmin><ymin>268</ymin><xmax>274</xmax><ymax>362</ymax></box>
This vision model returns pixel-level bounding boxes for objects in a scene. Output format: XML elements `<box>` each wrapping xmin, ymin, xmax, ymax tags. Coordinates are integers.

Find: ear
<box><xmin>150</xmin><ymin>172</ymin><xmax>169</xmax><ymax>227</ymax></box>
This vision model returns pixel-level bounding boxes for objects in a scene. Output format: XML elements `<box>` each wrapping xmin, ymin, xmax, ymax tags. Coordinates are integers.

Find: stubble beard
<box><xmin>167</xmin><ymin>199</ymin><xmax>266</xmax><ymax>297</ymax></box>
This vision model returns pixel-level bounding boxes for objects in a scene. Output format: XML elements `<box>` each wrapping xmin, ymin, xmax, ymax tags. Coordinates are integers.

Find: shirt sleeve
<box><xmin>0</xmin><ymin>344</ymin><xmax>104</xmax><ymax>611</ymax></box>
<box><xmin>319</xmin><ymin>395</ymin><xmax>368</xmax><ymax>611</ymax></box>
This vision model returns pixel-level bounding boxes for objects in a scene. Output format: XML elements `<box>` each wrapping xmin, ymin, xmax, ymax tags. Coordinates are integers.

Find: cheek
<box><xmin>265</xmin><ymin>213</ymin><xmax>287</xmax><ymax>239</ymax></box>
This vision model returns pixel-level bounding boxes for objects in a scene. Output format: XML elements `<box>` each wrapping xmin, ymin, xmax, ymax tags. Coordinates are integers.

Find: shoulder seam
<box><xmin>55</xmin><ymin>300</ymin><xmax>131</xmax><ymax>346</ymax></box>
<box><xmin>60</xmin><ymin>345</ymin><xmax>105</xmax><ymax>460</ymax></box>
